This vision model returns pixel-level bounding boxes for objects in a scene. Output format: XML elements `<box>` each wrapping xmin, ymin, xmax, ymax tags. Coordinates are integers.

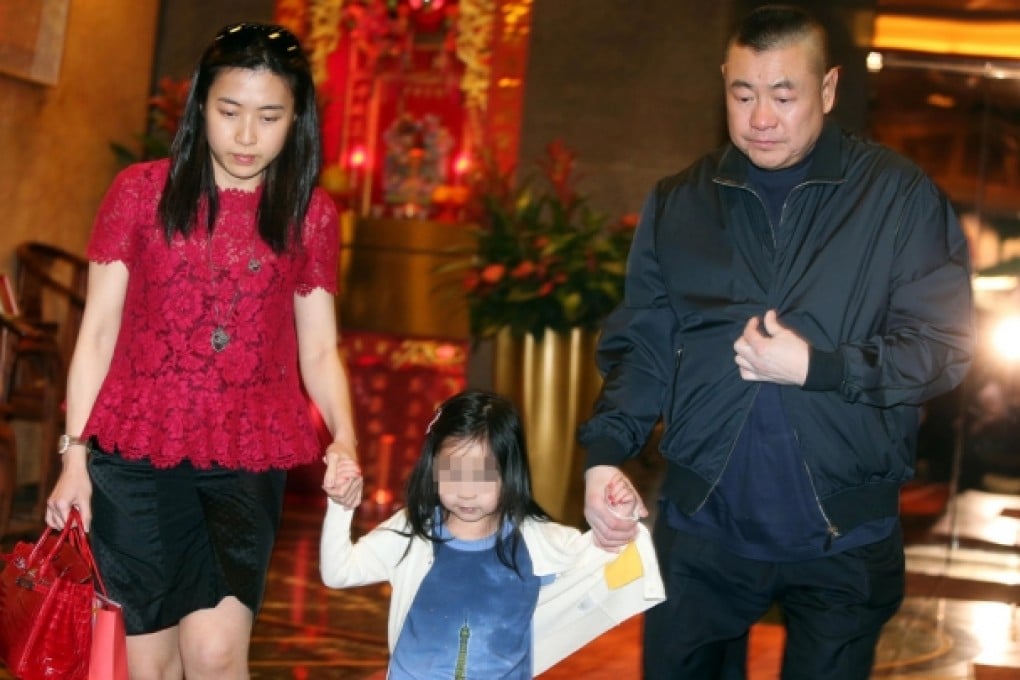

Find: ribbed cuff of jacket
<box><xmin>802</xmin><ymin>346</ymin><xmax>843</xmax><ymax>391</ymax></box>
<box><xmin>582</xmin><ymin>435</ymin><xmax>630</xmax><ymax>470</ymax></box>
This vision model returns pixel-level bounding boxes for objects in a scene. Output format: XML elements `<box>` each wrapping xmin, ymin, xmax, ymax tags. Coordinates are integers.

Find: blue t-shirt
<box><xmin>389</xmin><ymin>521</ymin><xmax>542</xmax><ymax>679</ymax></box>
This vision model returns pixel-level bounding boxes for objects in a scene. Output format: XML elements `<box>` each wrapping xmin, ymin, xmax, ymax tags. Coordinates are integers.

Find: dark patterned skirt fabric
<box><xmin>87</xmin><ymin>448</ymin><xmax>286</xmax><ymax>635</ymax></box>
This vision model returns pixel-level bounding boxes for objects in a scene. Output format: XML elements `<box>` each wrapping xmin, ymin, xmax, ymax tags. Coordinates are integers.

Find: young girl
<box><xmin>321</xmin><ymin>390</ymin><xmax>663</xmax><ymax>678</ymax></box>
<box><xmin>45</xmin><ymin>23</ymin><xmax>361</xmax><ymax>679</ymax></box>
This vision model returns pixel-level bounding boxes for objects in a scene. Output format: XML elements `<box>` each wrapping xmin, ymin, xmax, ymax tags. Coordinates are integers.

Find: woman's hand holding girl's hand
<box><xmin>322</xmin><ymin>443</ymin><xmax>363</xmax><ymax>509</ymax></box>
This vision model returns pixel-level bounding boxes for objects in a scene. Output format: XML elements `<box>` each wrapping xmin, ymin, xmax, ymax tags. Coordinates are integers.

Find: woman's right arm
<box><xmin>46</xmin><ymin>261</ymin><xmax>128</xmax><ymax>530</ymax></box>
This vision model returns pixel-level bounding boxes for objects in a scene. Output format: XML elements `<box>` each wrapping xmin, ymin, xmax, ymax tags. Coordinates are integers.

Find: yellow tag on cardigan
<box><xmin>604</xmin><ymin>542</ymin><xmax>642</xmax><ymax>589</ymax></box>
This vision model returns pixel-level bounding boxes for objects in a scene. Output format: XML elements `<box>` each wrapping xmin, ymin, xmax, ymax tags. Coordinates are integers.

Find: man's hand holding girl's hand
<box><xmin>584</xmin><ymin>465</ymin><xmax>647</xmax><ymax>550</ymax></box>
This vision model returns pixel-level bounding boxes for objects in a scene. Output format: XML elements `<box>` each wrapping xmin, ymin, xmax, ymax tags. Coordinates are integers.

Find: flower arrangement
<box><xmin>453</xmin><ymin>140</ymin><xmax>636</xmax><ymax>340</ymax></box>
<box><xmin>110</xmin><ymin>76</ymin><xmax>190</xmax><ymax>165</ymax></box>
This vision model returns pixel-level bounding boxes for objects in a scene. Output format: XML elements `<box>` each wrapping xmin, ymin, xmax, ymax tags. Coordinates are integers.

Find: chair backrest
<box><xmin>0</xmin><ymin>308</ymin><xmax>68</xmax><ymax>527</ymax></box>
<box><xmin>0</xmin><ymin>314</ymin><xmax>54</xmax><ymax>400</ymax></box>
<box><xmin>15</xmin><ymin>241</ymin><xmax>88</xmax><ymax>369</ymax></box>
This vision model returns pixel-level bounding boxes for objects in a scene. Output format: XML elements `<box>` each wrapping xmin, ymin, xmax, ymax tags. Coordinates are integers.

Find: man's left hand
<box><xmin>733</xmin><ymin>309</ymin><xmax>809</xmax><ymax>385</ymax></box>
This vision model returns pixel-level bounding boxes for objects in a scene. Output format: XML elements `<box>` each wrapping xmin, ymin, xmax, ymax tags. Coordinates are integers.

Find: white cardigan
<box><xmin>320</xmin><ymin>501</ymin><xmax>664</xmax><ymax>675</ymax></box>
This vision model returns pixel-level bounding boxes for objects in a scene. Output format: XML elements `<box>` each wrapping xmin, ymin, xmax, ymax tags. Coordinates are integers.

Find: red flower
<box><xmin>480</xmin><ymin>263</ymin><xmax>506</xmax><ymax>284</ymax></box>
<box><xmin>511</xmin><ymin>261</ymin><xmax>537</xmax><ymax>278</ymax></box>
<box><xmin>538</xmin><ymin>139</ymin><xmax>579</xmax><ymax>208</ymax></box>
<box><xmin>450</xmin><ymin>140</ymin><xmax>637</xmax><ymax>340</ymax></box>
<box><xmin>149</xmin><ymin>76</ymin><xmax>190</xmax><ymax>137</ymax></box>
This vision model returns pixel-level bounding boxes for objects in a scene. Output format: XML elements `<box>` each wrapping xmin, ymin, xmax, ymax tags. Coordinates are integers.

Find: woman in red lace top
<box><xmin>45</xmin><ymin>23</ymin><xmax>362</xmax><ymax>678</ymax></box>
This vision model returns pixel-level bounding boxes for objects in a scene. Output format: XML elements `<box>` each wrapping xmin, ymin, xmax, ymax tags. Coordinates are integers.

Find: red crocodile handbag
<box><xmin>0</xmin><ymin>508</ymin><xmax>96</xmax><ymax>680</ymax></box>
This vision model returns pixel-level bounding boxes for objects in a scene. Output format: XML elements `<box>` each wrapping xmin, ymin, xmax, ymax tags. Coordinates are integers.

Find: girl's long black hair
<box><xmin>402</xmin><ymin>390</ymin><xmax>549</xmax><ymax>574</ymax></box>
<box><xmin>157</xmin><ymin>23</ymin><xmax>321</xmax><ymax>252</ymax></box>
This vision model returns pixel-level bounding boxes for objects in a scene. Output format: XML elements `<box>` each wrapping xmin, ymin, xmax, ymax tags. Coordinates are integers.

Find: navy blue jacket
<box><xmin>578</xmin><ymin>120</ymin><xmax>975</xmax><ymax>536</ymax></box>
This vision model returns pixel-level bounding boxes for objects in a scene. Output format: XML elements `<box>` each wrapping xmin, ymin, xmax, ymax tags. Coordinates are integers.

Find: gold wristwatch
<box><xmin>57</xmin><ymin>434</ymin><xmax>86</xmax><ymax>454</ymax></box>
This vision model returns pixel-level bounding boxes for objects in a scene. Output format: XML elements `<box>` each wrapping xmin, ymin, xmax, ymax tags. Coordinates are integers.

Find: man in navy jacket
<box><xmin>578</xmin><ymin>6</ymin><xmax>975</xmax><ymax>679</ymax></box>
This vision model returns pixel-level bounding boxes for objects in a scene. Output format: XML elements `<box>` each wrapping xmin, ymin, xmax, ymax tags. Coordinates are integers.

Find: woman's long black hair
<box><xmin>402</xmin><ymin>390</ymin><xmax>549</xmax><ymax>574</ymax></box>
<box><xmin>157</xmin><ymin>22</ymin><xmax>321</xmax><ymax>252</ymax></box>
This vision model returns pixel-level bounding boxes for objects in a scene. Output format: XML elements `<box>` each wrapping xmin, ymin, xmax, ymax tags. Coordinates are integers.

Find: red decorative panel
<box><xmin>274</xmin><ymin>0</ymin><xmax>534</xmax><ymax>215</ymax></box>
<box><xmin>342</xmin><ymin>330</ymin><xmax>466</xmax><ymax>510</ymax></box>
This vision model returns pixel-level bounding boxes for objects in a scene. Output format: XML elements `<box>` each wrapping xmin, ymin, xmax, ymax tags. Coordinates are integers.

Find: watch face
<box><xmin>58</xmin><ymin>434</ymin><xmax>70</xmax><ymax>453</ymax></box>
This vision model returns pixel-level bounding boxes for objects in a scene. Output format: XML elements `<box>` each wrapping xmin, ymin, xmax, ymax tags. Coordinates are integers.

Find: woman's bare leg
<box><xmin>179</xmin><ymin>596</ymin><xmax>254</xmax><ymax>680</ymax></box>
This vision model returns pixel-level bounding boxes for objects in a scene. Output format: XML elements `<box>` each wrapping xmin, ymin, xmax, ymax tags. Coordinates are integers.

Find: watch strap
<box><xmin>58</xmin><ymin>434</ymin><xmax>86</xmax><ymax>454</ymax></box>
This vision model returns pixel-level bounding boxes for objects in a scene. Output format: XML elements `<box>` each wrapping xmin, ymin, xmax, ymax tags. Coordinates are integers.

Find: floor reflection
<box><xmin>242</xmin><ymin>486</ymin><xmax>1020</xmax><ymax>679</ymax></box>
<box><xmin>252</xmin><ymin>459</ymin><xmax>1020</xmax><ymax>679</ymax></box>
<box><xmin>250</xmin><ymin>499</ymin><xmax>389</xmax><ymax>679</ymax></box>
<box><xmin>3</xmin><ymin>476</ymin><xmax>1020</xmax><ymax>678</ymax></box>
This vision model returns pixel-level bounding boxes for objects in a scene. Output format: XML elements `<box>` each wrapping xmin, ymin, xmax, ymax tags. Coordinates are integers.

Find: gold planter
<box><xmin>492</xmin><ymin>327</ymin><xmax>602</xmax><ymax>526</ymax></box>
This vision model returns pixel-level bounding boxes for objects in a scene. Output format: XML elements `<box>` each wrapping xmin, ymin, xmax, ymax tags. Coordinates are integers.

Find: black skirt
<box><xmin>87</xmin><ymin>448</ymin><xmax>286</xmax><ymax>635</ymax></box>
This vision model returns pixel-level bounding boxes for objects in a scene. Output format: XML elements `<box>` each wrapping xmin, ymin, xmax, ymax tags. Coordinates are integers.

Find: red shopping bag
<box><xmin>89</xmin><ymin>592</ymin><xmax>128</xmax><ymax>680</ymax></box>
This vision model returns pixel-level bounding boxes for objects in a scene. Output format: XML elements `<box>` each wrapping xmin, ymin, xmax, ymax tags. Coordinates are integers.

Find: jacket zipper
<box><xmin>720</xmin><ymin>182</ymin><xmax>777</xmax><ymax>249</ymax></box>
<box><xmin>669</xmin><ymin>344</ymin><xmax>759</xmax><ymax>514</ymax></box>
<box><xmin>691</xmin><ymin>382</ymin><xmax>761</xmax><ymax>514</ymax></box>
<box><xmin>728</xmin><ymin>178</ymin><xmax>828</xmax><ymax>250</ymax></box>
<box><xmin>668</xmin><ymin>346</ymin><xmax>685</xmax><ymax>416</ymax></box>
<box><xmin>729</xmin><ymin>179</ymin><xmax>842</xmax><ymax>547</ymax></box>
<box><xmin>686</xmin><ymin>181</ymin><xmax>772</xmax><ymax>514</ymax></box>
<box><xmin>792</xmin><ymin>426</ymin><xmax>841</xmax><ymax>550</ymax></box>
<box><xmin>779</xmin><ymin>182</ymin><xmax>843</xmax><ymax>550</ymax></box>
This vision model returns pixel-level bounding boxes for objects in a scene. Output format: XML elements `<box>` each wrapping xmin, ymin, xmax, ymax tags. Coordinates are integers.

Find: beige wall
<box><xmin>0</xmin><ymin>0</ymin><xmax>160</xmax><ymax>274</ymax></box>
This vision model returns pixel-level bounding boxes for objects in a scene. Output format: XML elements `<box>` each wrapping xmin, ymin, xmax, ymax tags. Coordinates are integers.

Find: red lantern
<box><xmin>407</xmin><ymin>0</ymin><xmax>445</xmax><ymax>10</ymax></box>
<box><xmin>407</xmin><ymin>0</ymin><xmax>447</xmax><ymax>32</ymax></box>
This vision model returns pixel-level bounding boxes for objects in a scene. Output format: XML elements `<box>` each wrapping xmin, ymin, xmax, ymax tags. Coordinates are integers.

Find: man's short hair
<box><xmin>729</xmin><ymin>4</ymin><xmax>831</xmax><ymax>75</ymax></box>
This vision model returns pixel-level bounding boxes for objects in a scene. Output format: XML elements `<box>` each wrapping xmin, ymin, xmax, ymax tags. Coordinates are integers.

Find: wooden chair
<box><xmin>15</xmin><ymin>241</ymin><xmax>88</xmax><ymax>368</ymax></box>
<box><xmin>0</xmin><ymin>313</ymin><xmax>63</xmax><ymax>534</ymax></box>
<box><xmin>0</xmin><ymin>242</ymin><xmax>87</xmax><ymax>534</ymax></box>
<box><xmin>0</xmin><ymin>418</ymin><xmax>15</xmax><ymax>538</ymax></box>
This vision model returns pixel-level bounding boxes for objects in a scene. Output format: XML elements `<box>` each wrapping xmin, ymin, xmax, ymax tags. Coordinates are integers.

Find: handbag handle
<box><xmin>21</xmin><ymin>507</ymin><xmax>108</xmax><ymax>595</ymax></box>
<box><xmin>25</xmin><ymin>506</ymin><xmax>87</xmax><ymax>566</ymax></box>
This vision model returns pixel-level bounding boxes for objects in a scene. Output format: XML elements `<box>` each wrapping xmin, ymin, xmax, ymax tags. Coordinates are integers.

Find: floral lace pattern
<box><xmin>83</xmin><ymin>159</ymin><xmax>339</xmax><ymax>471</ymax></box>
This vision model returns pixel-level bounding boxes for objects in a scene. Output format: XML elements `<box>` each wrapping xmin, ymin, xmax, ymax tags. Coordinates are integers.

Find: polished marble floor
<box><xmin>244</xmin><ymin>495</ymin><xmax>1020</xmax><ymax>679</ymax></box>
<box><xmin>243</xmin><ymin>456</ymin><xmax>1020</xmax><ymax>679</ymax></box>
<box><xmin>4</xmin><ymin>461</ymin><xmax>1020</xmax><ymax>678</ymax></box>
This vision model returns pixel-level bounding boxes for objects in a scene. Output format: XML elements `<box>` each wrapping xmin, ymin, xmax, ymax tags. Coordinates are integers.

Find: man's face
<box><xmin>721</xmin><ymin>39</ymin><xmax>838</xmax><ymax>170</ymax></box>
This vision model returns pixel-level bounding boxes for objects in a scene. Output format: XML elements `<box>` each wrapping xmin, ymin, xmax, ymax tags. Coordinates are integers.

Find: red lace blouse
<box><xmin>82</xmin><ymin>159</ymin><xmax>339</xmax><ymax>471</ymax></box>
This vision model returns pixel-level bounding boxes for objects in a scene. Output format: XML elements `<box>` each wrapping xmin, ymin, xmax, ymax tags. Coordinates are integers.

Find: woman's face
<box><xmin>435</xmin><ymin>438</ymin><xmax>502</xmax><ymax>540</ymax></box>
<box><xmin>204</xmin><ymin>67</ymin><xmax>295</xmax><ymax>191</ymax></box>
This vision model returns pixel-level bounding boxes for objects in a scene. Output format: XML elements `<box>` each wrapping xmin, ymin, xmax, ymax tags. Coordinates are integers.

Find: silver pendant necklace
<box><xmin>206</xmin><ymin>231</ymin><xmax>260</xmax><ymax>353</ymax></box>
<box><xmin>210</xmin><ymin>294</ymin><xmax>239</xmax><ymax>352</ymax></box>
<box><xmin>211</xmin><ymin>326</ymin><xmax>230</xmax><ymax>352</ymax></box>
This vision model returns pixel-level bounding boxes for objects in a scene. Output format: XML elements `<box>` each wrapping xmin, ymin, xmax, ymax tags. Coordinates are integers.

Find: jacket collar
<box><xmin>715</xmin><ymin>118</ymin><xmax>845</xmax><ymax>186</ymax></box>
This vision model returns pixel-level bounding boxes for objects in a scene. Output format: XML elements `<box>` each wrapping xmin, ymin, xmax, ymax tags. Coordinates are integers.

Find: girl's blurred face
<box><xmin>204</xmin><ymin>67</ymin><xmax>295</xmax><ymax>191</ymax></box>
<box><xmin>435</xmin><ymin>438</ymin><xmax>501</xmax><ymax>540</ymax></box>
